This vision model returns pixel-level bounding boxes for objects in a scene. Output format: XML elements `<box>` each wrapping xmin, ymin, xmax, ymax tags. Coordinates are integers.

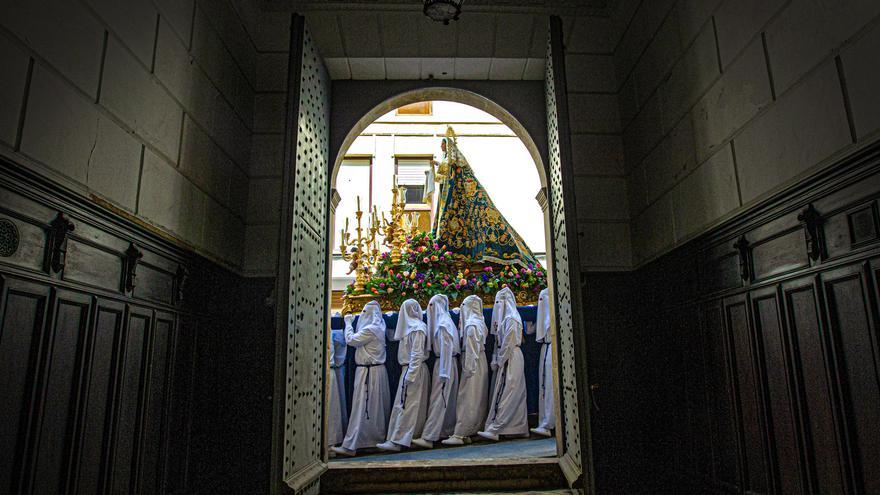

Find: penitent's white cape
<box><xmin>483</xmin><ymin>288</ymin><xmax>528</xmax><ymax>436</ymax></box>
<box><xmin>528</xmin><ymin>287</ymin><xmax>556</xmax><ymax>431</ymax></box>
<box><xmin>341</xmin><ymin>301</ymin><xmax>391</xmax><ymax>451</ymax></box>
<box><xmin>327</xmin><ymin>328</ymin><xmax>348</xmax><ymax>446</ymax></box>
<box><xmin>385</xmin><ymin>299</ymin><xmax>430</xmax><ymax>447</ymax></box>
<box><xmin>451</xmin><ymin>295</ymin><xmax>490</xmax><ymax>438</ymax></box>
<box><xmin>420</xmin><ymin>294</ymin><xmax>461</xmax><ymax>441</ymax></box>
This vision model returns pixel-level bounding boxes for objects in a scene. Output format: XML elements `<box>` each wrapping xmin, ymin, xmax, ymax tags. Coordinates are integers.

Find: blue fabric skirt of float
<box><xmin>331</xmin><ymin>305</ymin><xmax>543</xmax><ymax>418</ymax></box>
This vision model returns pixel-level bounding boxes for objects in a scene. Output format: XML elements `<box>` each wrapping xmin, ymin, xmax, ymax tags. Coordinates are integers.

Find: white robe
<box><xmin>341</xmin><ymin>305</ymin><xmax>391</xmax><ymax>451</ymax></box>
<box><xmin>385</xmin><ymin>330</ymin><xmax>429</xmax><ymax>446</ymax></box>
<box><xmin>327</xmin><ymin>329</ymin><xmax>348</xmax><ymax>446</ymax></box>
<box><xmin>483</xmin><ymin>288</ymin><xmax>528</xmax><ymax>436</ymax></box>
<box><xmin>452</xmin><ymin>296</ymin><xmax>489</xmax><ymax>438</ymax></box>
<box><xmin>421</xmin><ymin>295</ymin><xmax>460</xmax><ymax>441</ymax></box>
<box><xmin>531</xmin><ymin>288</ymin><xmax>556</xmax><ymax>430</ymax></box>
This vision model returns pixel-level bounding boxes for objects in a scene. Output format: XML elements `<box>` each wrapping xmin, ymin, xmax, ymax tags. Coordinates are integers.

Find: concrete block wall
<box><xmin>237</xmin><ymin>5</ymin><xmax>290</xmax><ymax>277</ymax></box>
<box><xmin>561</xmin><ymin>14</ymin><xmax>633</xmax><ymax>271</ymax></box>
<box><xmin>0</xmin><ymin>0</ymin><xmax>257</xmax><ymax>270</ymax></box>
<box><xmin>614</xmin><ymin>0</ymin><xmax>880</xmax><ymax>265</ymax></box>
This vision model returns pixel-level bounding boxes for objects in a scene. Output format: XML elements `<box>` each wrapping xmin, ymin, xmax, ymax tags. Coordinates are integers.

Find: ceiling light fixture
<box><xmin>423</xmin><ymin>0</ymin><xmax>463</xmax><ymax>25</ymax></box>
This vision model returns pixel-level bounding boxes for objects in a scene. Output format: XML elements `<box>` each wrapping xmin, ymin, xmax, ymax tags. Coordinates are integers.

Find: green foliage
<box><xmin>349</xmin><ymin>231</ymin><xmax>547</xmax><ymax>306</ymax></box>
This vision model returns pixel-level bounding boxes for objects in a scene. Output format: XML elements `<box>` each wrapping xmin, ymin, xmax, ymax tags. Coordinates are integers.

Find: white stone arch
<box><xmin>330</xmin><ymin>88</ymin><xmax>548</xmax><ymax>188</ymax></box>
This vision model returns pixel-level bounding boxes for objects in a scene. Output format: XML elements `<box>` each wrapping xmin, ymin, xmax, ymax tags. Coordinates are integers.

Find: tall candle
<box><xmin>356</xmin><ymin>195</ymin><xmax>360</xmax><ymax>211</ymax></box>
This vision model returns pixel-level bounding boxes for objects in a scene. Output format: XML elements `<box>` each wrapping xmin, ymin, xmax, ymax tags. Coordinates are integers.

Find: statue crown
<box><xmin>445</xmin><ymin>126</ymin><xmax>456</xmax><ymax>138</ymax></box>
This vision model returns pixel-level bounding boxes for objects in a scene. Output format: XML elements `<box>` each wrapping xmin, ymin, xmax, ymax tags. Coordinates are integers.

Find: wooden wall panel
<box><xmin>163</xmin><ymin>316</ymin><xmax>196</xmax><ymax>494</ymax></box>
<box><xmin>0</xmin><ymin>278</ymin><xmax>50</xmax><ymax>494</ymax></box>
<box><xmin>30</xmin><ymin>290</ymin><xmax>92</xmax><ymax>495</ymax></box>
<box><xmin>702</xmin><ymin>302</ymin><xmax>739</xmax><ymax>490</ymax></box>
<box><xmin>111</xmin><ymin>309</ymin><xmax>151</xmax><ymax>494</ymax></box>
<box><xmin>606</xmin><ymin>143</ymin><xmax>880</xmax><ymax>493</ymax></box>
<box><xmin>751</xmin><ymin>289</ymin><xmax>804</xmax><ymax>494</ymax></box>
<box><xmin>821</xmin><ymin>266</ymin><xmax>880</xmax><ymax>494</ymax></box>
<box><xmin>0</xmin><ymin>157</ymin><xmax>241</xmax><ymax>495</ymax></box>
<box><xmin>725</xmin><ymin>297</ymin><xmax>769</xmax><ymax>493</ymax></box>
<box><xmin>138</xmin><ymin>314</ymin><xmax>174</xmax><ymax>494</ymax></box>
<box><xmin>75</xmin><ymin>299</ymin><xmax>125</xmax><ymax>495</ymax></box>
<box><xmin>783</xmin><ymin>279</ymin><xmax>848</xmax><ymax>494</ymax></box>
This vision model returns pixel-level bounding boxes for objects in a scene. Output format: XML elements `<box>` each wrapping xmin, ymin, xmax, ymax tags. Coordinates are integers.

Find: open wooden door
<box><xmin>545</xmin><ymin>15</ymin><xmax>595</xmax><ymax>492</ymax></box>
<box><xmin>271</xmin><ymin>14</ymin><xmax>331</xmax><ymax>495</ymax></box>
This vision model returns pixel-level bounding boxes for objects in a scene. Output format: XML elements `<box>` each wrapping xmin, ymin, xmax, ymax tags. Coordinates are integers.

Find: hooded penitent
<box><xmin>533</xmin><ymin>288</ymin><xmax>556</xmax><ymax>432</ymax></box>
<box><xmin>383</xmin><ymin>299</ymin><xmax>430</xmax><ymax>448</ymax></box>
<box><xmin>419</xmin><ymin>294</ymin><xmax>461</xmax><ymax>443</ymax></box>
<box><xmin>481</xmin><ymin>287</ymin><xmax>529</xmax><ymax>437</ymax></box>
<box><xmin>448</xmin><ymin>295</ymin><xmax>490</xmax><ymax>440</ymax></box>
<box><xmin>327</xmin><ymin>326</ymin><xmax>348</xmax><ymax>447</ymax></box>
<box><xmin>340</xmin><ymin>301</ymin><xmax>391</xmax><ymax>452</ymax></box>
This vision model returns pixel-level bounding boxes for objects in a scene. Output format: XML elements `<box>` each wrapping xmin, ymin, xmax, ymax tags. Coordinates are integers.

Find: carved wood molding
<box><xmin>45</xmin><ymin>212</ymin><xmax>75</xmax><ymax>274</ymax></box>
<box><xmin>123</xmin><ymin>243</ymin><xmax>143</xmax><ymax>293</ymax></box>
<box><xmin>733</xmin><ymin>235</ymin><xmax>751</xmax><ymax>282</ymax></box>
<box><xmin>798</xmin><ymin>203</ymin><xmax>825</xmax><ymax>261</ymax></box>
<box><xmin>175</xmin><ymin>264</ymin><xmax>189</xmax><ymax>304</ymax></box>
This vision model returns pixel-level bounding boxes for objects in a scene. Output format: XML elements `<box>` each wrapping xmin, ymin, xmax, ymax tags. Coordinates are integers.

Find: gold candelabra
<box><xmin>379</xmin><ymin>185</ymin><xmax>409</xmax><ymax>265</ymax></box>
<box><xmin>339</xmin><ymin>195</ymin><xmax>377</xmax><ymax>293</ymax></box>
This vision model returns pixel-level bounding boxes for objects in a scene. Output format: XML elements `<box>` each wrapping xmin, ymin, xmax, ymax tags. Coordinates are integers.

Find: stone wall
<box><xmin>615</xmin><ymin>0</ymin><xmax>880</xmax><ymax>265</ymax></box>
<box><xmin>0</xmin><ymin>0</ymin><xmax>257</xmax><ymax>270</ymax></box>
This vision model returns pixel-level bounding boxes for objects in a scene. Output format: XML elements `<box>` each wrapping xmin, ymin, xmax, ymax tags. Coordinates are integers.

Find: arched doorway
<box><xmin>272</xmin><ymin>15</ymin><xmax>589</xmax><ymax>495</ymax></box>
<box><xmin>327</xmin><ymin>94</ymin><xmax>558</xmax><ymax>461</ymax></box>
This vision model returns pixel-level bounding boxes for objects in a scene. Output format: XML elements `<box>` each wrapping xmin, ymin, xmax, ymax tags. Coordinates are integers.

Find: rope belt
<box><xmin>541</xmin><ymin>341</ymin><xmax>550</xmax><ymax>399</ymax></box>
<box><xmin>400</xmin><ymin>364</ymin><xmax>409</xmax><ymax>408</ymax></box>
<box><xmin>356</xmin><ymin>363</ymin><xmax>382</xmax><ymax>419</ymax></box>
<box><xmin>492</xmin><ymin>360</ymin><xmax>509</xmax><ymax>422</ymax></box>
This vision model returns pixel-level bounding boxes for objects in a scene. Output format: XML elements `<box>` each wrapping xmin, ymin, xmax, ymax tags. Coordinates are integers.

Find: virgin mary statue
<box><xmin>427</xmin><ymin>127</ymin><xmax>539</xmax><ymax>269</ymax></box>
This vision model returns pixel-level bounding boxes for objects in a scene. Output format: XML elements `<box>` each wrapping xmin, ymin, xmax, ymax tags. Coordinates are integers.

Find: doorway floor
<box><xmin>331</xmin><ymin>436</ymin><xmax>556</xmax><ymax>463</ymax></box>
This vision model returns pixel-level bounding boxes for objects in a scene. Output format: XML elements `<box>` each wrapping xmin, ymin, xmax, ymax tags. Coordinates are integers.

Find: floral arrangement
<box><xmin>345</xmin><ymin>231</ymin><xmax>547</xmax><ymax>307</ymax></box>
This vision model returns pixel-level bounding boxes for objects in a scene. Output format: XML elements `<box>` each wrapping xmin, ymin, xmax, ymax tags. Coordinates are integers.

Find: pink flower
<box><xmin>423</xmin><ymin>257</ymin><xmax>430</xmax><ymax>263</ymax></box>
<box><xmin>485</xmin><ymin>266</ymin><xmax>493</xmax><ymax>272</ymax></box>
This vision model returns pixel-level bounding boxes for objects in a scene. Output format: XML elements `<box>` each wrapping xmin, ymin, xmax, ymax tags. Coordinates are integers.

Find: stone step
<box><xmin>321</xmin><ymin>458</ymin><xmax>569</xmax><ymax>494</ymax></box>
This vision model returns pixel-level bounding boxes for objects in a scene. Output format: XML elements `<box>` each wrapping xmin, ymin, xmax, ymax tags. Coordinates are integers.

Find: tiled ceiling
<box><xmin>261</xmin><ymin>1</ymin><xmax>618</xmax><ymax>80</ymax></box>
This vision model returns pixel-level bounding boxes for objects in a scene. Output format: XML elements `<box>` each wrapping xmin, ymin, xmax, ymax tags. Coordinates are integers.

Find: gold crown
<box><xmin>445</xmin><ymin>126</ymin><xmax>456</xmax><ymax>138</ymax></box>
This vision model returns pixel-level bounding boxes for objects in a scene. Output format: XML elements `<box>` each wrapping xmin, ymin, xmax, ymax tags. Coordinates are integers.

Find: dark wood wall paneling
<box><xmin>0</xmin><ymin>159</ymin><xmax>247</xmax><ymax>495</ymax></box>
<box><xmin>584</xmin><ymin>143</ymin><xmax>880</xmax><ymax>494</ymax></box>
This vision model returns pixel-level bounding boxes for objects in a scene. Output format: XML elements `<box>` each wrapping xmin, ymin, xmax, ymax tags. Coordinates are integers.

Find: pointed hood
<box><xmin>394</xmin><ymin>299</ymin><xmax>427</xmax><ymax>341</ymax></box>
<box><xmin>535</xmin><ymin>287</ymin><xmax>551</xmax><ymax>342</ymax></box>
<box><xmin>357</xmin><ymin>300</ymin><xmax>386</xmax><ymax>342</ymax></box>
<box><xmin>460</xmin><ymin>294</ymin><xmax>488</xmax><ymax>344</ymax></box>
<box><xmin>491</xmin><ymin>287</ymin><xmax>521</xmax><ymax>335</ymax></box>
<box><xmin>426</xmin><ymin>294</ymin><xmax>459</xmax><ymax>353</ymax></box>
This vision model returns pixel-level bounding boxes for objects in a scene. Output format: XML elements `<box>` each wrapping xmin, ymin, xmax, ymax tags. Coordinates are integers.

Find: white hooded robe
<box><xmin>420</xmin><ymin>294</ymin><xmax>461</xmax><ymax>441</ymax></box>
<box><xmin>327</xmin><ymin>328</ymin><xmax>348</xmax><ymax>446</ymax></box>
<box><xmin>341</xmin><ymin>301</ymin><xmax>391</xmax><ymax>451</ymax></box>
<box><xmin>451</xmin><ymin>295</ymin><xmax>490</xmax><ymax>438</ymax></box>
<box><xmin>384</xmin><ymin>299</ymin><xmax>430</xmax><ymax>447</ymax></box>
<box><xmin>483</xmin><ymin>287</ymin><xmax>528</xmax><ymax>436</ymax></box>
<box><xmin>528</xmin><ymin>288</ymin><xmax>556</xmax><ymax>431</ymax></box>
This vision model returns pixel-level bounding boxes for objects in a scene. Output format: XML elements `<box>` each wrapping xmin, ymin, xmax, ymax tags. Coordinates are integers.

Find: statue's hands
<box><xmin>344</xmin><ymin>314</ymin><xmax>354</xmax><ymax>326</ymax></box>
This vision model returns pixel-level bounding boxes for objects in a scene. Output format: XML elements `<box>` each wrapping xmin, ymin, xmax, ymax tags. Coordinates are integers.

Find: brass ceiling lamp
<box><xmin>423</xmin><ymin>0</ymin><xmax>464</xmax><ymax>24</ymax></box>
